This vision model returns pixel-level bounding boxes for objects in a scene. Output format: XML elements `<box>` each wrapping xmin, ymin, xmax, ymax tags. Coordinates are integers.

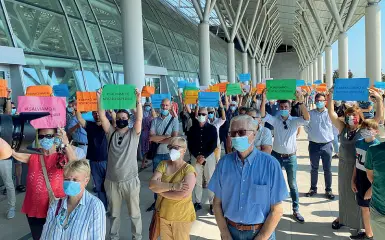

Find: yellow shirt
<box><xmin>155</xmin><ymin>161</ymin><xmax>196</xmax><ymax>222</ymax></box>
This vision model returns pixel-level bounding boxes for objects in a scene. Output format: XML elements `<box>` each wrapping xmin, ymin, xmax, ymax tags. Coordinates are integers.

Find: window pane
<box><xmin>0</xmin><ymin>7</ymin><xmax>12</xmax><ymax>46</ymax></box>
<box><xmin>89</xmin><ymin>0</ymin><xmax>121</xmax><ymax>31</ymax></box>
<box><xmin>62</xmin><ymin>0</ymin><xmax>80</xmax><ymax>18</ymax></box>
<box><xmin>69</xmin><ymin>18</ymin><xmax>94</xmax><ymax>60</ymax></box>
<box><xmin>85</xmin><ymin>23</ymin><xmax>108</xmax><ymax>61</ymax></box>
<box><xmin>146</xmin><ymin>20</ymin><xmax>169</xmax><ymax>46</ymax></box>
<box><xmin>5</xmin><ymin>1</ymin><xmax>77</xmax><ymax>57</ymax></box>
<box><xmin>173</xmin><ymin>33</ymin><xmax>189</xmax><ymax>52</ymax></box>
<box><xmin>143</xmin><ymin>40</ymin><xmax>161</xmax><ymax>67</ymax></box>
<box><xmin>16</xmin><ymin>0</ymin><xmax>62</xmax><ymax>13</ymax></box>
<box><xmin>100</xmin><ymin>27</ymin><xmax>122</xmax><ymax>64</ymax></box>
<box><xmin>142</xmin><ymin>1</ymin><xmax>158</xmax><ymax>23</ymax></box>
<box><xmin>76</xmin><ymin>0</ymin><xmax>96</xmax><ymax>22</ymax></box>
<box><xmin>142</xmin><ymin>21</ymin><xmax>152</xmax><ymax>41</ymax></box>
<box><xmin>82</xmin><ymin>61</ymin><xmax>101</xmax><ymax>91</ymax></box>
<box><xmin>186</xmin><ymin>39</ymin><xmax>198</xmax><ymax>55</ymax></box>
<box><xmin>157</xmin><ymin>44</ymin><xmax>176</xmax><ymax>70</ymax></box>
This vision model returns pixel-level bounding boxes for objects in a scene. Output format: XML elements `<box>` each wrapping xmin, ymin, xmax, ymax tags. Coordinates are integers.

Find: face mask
<box><xmin>67</xmin><ymin>107</ymin><xmax>73</xmax><ymax>113</ymax></box>
<box><xmin>39</xmin><ymin>137</ymin><xmax>54</xmax><ymax>150</ymax></box>
<box><xmin>230</xmin><ymin>106</ymin><xmax>237</xmax><ymax>112</ymax></box>
<box><xmin>345</xmin><ymin>116</ymin><xmax>359</xmax><ymax>126</ymax></box>
<box><xmin>161</xmin><ymin>109</ymin><xmax>169</xmax><ymax>116</ymax></box>
<box><xmin>361</xmin><ymin>129</ymin><xmax>377</xmax><ymax>139</ymax></box>
<box><xmin>145</xmin><ymin>106</ymin><xmax>151</xmax><ymax>112</ymax></box>
<box><xmin>169</xmin><ymin>148</ymin><xmax>181</xmax><ymax>161</ymax></box>
<box><xmin>54</xmin><ymin>137</ymin><xmax>62</xmax><ymax>146</ymax></box>
<box><xmin>11</xmin><ymin>109</ymin><xmax>16</xmax><ymax>115</ymax></box>
<box><xmin>231</xmin><ymin>136</ymin><xmax>251</xmax><ymax>152</ymax></box>
<box><xmin>335</xmin><ymin>101</ymin><xmax>342</xmax><ymax>107</ymax></box>
<box><xmin>197</xmin><ymin>115</ymin><xmax>206</xmax><ymax>123</ymax></box>
<box><xmin>116</xmin><ymin>119</ymin><xmax>129</xmax><ymax>129</ymax></box>
<box><xmin>280</xmin><ymin>110</ymin><xmax>289</xmax><ymax>117</ymax></box>
<box><xmin>208</xmin><ymin>113</ymin><xmax>215</xmax><ymax>119</ymax></box>
<box><xmin>316</xmin><ymin>101</ymin><xmax>325</xmax><ymax>109</ymax></box>
<box><xmin>63</xmin><ymin>180</ymin><xmax>81</xmax><ymax>197</ymax></box>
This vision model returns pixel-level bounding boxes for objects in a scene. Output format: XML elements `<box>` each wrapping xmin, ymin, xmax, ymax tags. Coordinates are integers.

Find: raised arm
<box><xmin>371</xmin><ymin>89</ymin><xmax>384</xmax><ymax>124</ymax></box>
<box><xmin>96</xmin><ymin>88</ymin><xmax>111</xmax><ymax>133</ymax></box>
<box><xmin>4</xmin><ymin>88</ymin><xmax>12</xmax><ymax>114</ymax></box>
<box><xmin>133</xmin><ymin>89</ymin><xmax>143</xmax><ymax>135</ymax></box>
<box><xmin>75</xmin><ymin>111</ymin><xmax>86</xmax><ymax>128</ymax></box>
<box><xmin>296</xmin><ymin>91</ymin><xmax>310</xmax><ymax>121</ymax></box>
<box><xmin>219</xmin><ymin>100</ymin><xmax>226</xmax><ymax>120</ymax></box>
<box><xmin>260</xmin><ymin>89</ymin><xmax>267</xmax><ymax>118</ymax></box>
<box><xmin>327</xmin><ymin>89</ymin><xmax>345</xmax><ymax>133</ymax></box>
<box><xmin>224</xmin><ymin>93</ymin><xmax>229</xmax><ymax>111</ymax></box>
<box><xmin>59</xmin><ymin>128</ymin><xmax>77</xmax><ymax>161</ymax></box>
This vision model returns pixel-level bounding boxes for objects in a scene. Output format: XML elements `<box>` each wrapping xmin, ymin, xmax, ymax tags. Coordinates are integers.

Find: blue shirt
<box><xmin>305</xmin><ymin>109</ymin><xmax>334</xmax><ymax>143</ymax></box>
<box><xmin>41</xmin><ymin>190</ymin><xmax>106</xmax><ymax>240</ymax></box>
<box><xmin>208</xmin><ymin>149</ymin><xmax>288</xmax><ymax>224</ymax></box>
<box><xmin>358</xmin><ymin>101</ymin><xmax>374</xmax><ymax>119</ymax></box>
<box><xmin>67</xmin><ymin>116</ymin><xmax>88</xmax><ymax>144</ymax></box>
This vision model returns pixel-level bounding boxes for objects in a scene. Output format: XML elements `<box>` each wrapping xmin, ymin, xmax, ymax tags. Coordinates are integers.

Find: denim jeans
<box><xmin>308</xmin><ymin>141</ymin><xmax>333</xmax><ymax>192</ymax></box>
<box><xmin>272</xmin><ymin>151</ymin><xmax>299</xmax><ymax>212</ymax></box>
<box><xmin>0</xmin><ymin>159</ymin><xmax>15</xmax><ymax>209</ymax></box>
<box><xmin>90</xmin><ymin>160</ymin><xmax>108</xmax><ymax>210</ymax></box>
<box><xmin>153</xmin><ymin>153</ymin><xmax>170</xmax><ymax>200</ymax></box>
<box><xmin>332</xmin><ymin>131</ymin><xmax>339</xmax><ymax>154</ymax></box>
<box><xmin>228</xmin><ymin>224</ymin><xmax>276</xmax><ymax>240</ymax></box>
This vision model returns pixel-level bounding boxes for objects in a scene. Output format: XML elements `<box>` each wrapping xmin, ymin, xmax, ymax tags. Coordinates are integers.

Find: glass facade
<box><xmin>0</xmin><ymin>0</ymin><xmax>242</xmax><ymax>97</ymax></box>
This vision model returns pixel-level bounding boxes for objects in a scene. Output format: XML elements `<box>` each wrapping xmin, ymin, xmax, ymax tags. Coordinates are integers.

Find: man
<box><xmin>261</xmin><ymin>90</ymin><xmax>310</xmax><ymax>223</ymax></box>
<box><xmin>75</xmin><ymin>110</ymin><xmax>109</xmax><ymax>210</ymax></box>
<box><xmin>264</xmin><ymin>99</ymin><xmax>280</xmax><ymax>134</ymax></box>
<box><xmin>207</xmin><ymin>103</ymin><xmax>226</xmax><ymax>161</ymax></box>
<box><xmin>365</xmin><ymin>142</ymin><xmax>385</xmax><ymax>239</ymax></box>
<box><xmin>209</xmin><ymin>115</ymin><xmax>288</xmax><ymax>240</ymax></box>
<box><xmin>304</xmin><ymin>93</ymin><xmax>335</xmax><ymax>200</ymax></box>
<box><xmin>147</xmin><ymin>98</ymin><xmax>179</xmax><ymax>211</ymax></box>
<box><xmin>187</xmin><ymin>107</ymin><xmax>218</xmax><ymax>215</ymax></box>
<box><xmin>66</xmin><ymin>100</ymin><xmax>88</xmax><ymax>155</ymax></box>
<box><xmin>247</xmin><ymin>109</ymin><xmax>273</xmax><ymax>154</ymax></box>
<box><xmin>97</xmin><ymin>88</ymin><xmax>143</xmax><ymax>240</ymax></box>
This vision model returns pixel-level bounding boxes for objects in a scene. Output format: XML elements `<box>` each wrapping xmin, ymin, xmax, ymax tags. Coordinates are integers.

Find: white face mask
<box><xmin>169</xmin><ymin>149</ymin><xmax>181</xmax><ymax>161</ymax></box>
<box><xmin>197</xmin><ymin>115</ymin><xmax>206</xmax><ymax>123</ymax></box>
<box><xmin>361</xmin><ymin>129</ymin><xmax>377</xmax><ymax>139</ymax></box>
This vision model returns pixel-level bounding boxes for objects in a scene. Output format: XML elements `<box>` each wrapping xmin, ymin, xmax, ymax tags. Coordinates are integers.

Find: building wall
<box><xmin>0</xmin><ymin>0</ymin><xmax>243</xmax><ymax>98</ymax></box>
<box><xmin>270</xmin><ymin>52</ymin><xmax>300</xmax><ymax>80</ymax></box>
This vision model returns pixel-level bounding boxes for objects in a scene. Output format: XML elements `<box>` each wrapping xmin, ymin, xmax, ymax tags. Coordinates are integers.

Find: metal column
<box><xmin>309</xmin><ymin>62</ymin><xmax>314</xmax><ymax>84</ymax></box>
<box><xmin>251</xmin><ymin>58</ymin><xmax>257</xmax><ymax>86</ymax></box>
<box><xmin>261</xmin><ymin>65</ymin><xmax>266</xmax><ymax>80</ymax></box>
<box><xmin>325</xmin><ymin>46</ymin><xmax>333</xmax><ymax>87</ymax></box>
<box><xmin>199</xmin><ymin>22</ymin><xmax>211</xmax><ymax>86</ymax></box>
<box><xmin>242</xmin><ymin>52</ymin><xmax>248</xmax><ymax>73</ymax></box>
<box><xmin>121</xmin><ymin>0</ymin><xmax>145</xmax><ymax>88</ymax></box>
<box><xmin>228</xmin><ymin>42</ymin><xmax>236</xmax><ymax>83</ymax></box>
<box><xmin>317</xmin><ymin>54</ymin><xmax>323</xmax><ymax>82</ymax></box>
<box><xmin>313</xmin><ymin>60</ymin><xmax>318</xmax><ymax>82</ymax></box>
<box><xmin>338</xmin><ymin>32</ymin><xmax>348</xmax><ymax>78</ymax></box>
<box><xmin>366</xmin><ymin>2</ymin><xmax>381</xmax><ymax>85</ymax></box>
<box><xmin>257</xmin><ymin>62</ymin><xmax>262</xmax><ymax>83</ymax></box>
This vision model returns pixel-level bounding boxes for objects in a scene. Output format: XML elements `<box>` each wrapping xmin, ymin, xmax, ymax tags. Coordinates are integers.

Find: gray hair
<box><xmin>230</xmin><ymin>115</ymin><xmax>257</xmax><ymax>131</ymax></box>
<box><xmin>247</xmin><ymin>108</ymin><xmax>261</xmax><ymax>118</ymax></box>
<box><xmin>199</xmin><ymin>107</ymin><xmax>208</xmax><ymax>113</ymax></box>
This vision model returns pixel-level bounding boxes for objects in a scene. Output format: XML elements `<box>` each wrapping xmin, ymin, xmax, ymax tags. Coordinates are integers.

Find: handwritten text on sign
<box><xmin>266</xmin><ymin>79</ymin><xmax>297</xmax><ymax>100</ymax></box>
<box><xmin>77</xmin><ymin>92</ymin><xmax>98</xmax><ymax>112</ymax></box>
<box><xmin>17</xmin><ymin>96</ymin><xmax>66</xmax><ymax>128</ymax></box>
<box><xmin>333</xmin><ymin>78</ymin><xmax>369</xmax><ymax>101</ymax></box>
<box><xmin>101</xmin><ymin>84</ymin><xmax>136</xmax><ymax>110</ymax></box>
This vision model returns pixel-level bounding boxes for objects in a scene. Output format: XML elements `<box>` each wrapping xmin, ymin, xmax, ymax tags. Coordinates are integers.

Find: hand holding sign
<box><xmin>101</xmin><ymin>84</ymin><xmax>136</xmax><ymax>110</ymax></box>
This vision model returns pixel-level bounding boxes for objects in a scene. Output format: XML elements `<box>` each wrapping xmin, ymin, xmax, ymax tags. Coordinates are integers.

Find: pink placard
<box><xmin>17</xmin><ymin>96</ymin><xmax>66</xmax><ymax>128</ymax></box>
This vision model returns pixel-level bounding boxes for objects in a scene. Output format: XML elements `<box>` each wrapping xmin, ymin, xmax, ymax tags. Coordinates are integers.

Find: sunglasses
<box><xmin>167</xmin><ymin>145</ymin><xmax>182</xmax><ymax>150</ymax></box>
<box><xmin>198</xmin><ymin>113</ymin><xmax>207</xmax><ymax>116</ymax></box>
<box><xmin>118</xmin><ymin>136</ymin><xmax>123</xmax><ymax>145</ymax></box>
<box><xmin>283</xmin><ymin>121</ymin><xmax>288</xmax><ymax>130</ymax></box>
<box><xmin>38</xmin><ymin>134</ymin><xmax>55</xmax><ymax>139</ymax></box>
<box><xmin>229</xmin><ymin>130</ymin><xmax>254</xmax><ymax>137</ymax></box>
<box><xmin>208</xmin><ymin>112</ymin><xmax>215</xmax><ymax>114</ymax></box>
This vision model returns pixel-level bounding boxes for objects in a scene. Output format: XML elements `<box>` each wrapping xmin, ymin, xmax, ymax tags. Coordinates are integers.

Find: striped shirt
<box><xmin>41</xmin><ymin>190</ymin><xmax>106</xmax><ymax>240</ymax></box>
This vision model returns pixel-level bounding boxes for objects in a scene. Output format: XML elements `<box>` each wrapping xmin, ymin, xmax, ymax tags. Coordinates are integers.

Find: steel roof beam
<box><xmin>324</xmin><ymin>0</ymin><xmax>344</xmax><ymax>32</ymax></box>
<box><xmin>304</xmin><ymin>0</ymin><xmax>329</xmax><ymax>45</ymax></box>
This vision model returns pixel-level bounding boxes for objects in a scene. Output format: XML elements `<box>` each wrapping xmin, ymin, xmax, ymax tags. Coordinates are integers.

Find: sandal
<box><xmin>332</xmin><ymin>219</ymin><xmax>343</xmax><ymax>229</ymax></box>
<box><xmin>16</xmin><ymin>185</ymin><xmax>26</xmax><ymax>192</ymax></box>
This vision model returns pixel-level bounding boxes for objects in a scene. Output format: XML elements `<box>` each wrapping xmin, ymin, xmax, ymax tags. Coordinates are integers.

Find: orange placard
<box><xmin>256</xmin><ymin>84</ymin><xmax>266</xmax><ymax>94</ymax></box>
<box><xmin>210</xmin><ymin>85</ymin><xmax>220</xmax><ymax>92</ymax></box>
<box><xmin>184</xmin><ymin>90</ymin><xmax>199</xmax><ymax>104</ymax></box>
<box><xmin>215</xmin><ymin>82</ymin><xmax>228</xmax><ymax>93</ymax></box>
<box><xmin>26</xmin><ymin>85</ymin><xmax>53</xmax><ymax>97</ymax></box>
<box><xmin>76</xmin><ymin>91</ymin><xmax>98</xmax><ymax>112</ymax></box>
<box><xmin>319</xmin><ymin>83</ymin><xmax>327</xmax><ymax>87</ymax></box>
<box><xmin>0</xmin><ymin>79</ymin><xmax>7</xmax><ymax>98</ymax></box>
<box><xmin>141</xmin><ymin>86</ymin><xmax>155</xmax><ymax>97</ymax></box>
<box><xmin>316</xmin><ymin>86</ymin><xmax>327</xmax><ymax>92</ymax></box>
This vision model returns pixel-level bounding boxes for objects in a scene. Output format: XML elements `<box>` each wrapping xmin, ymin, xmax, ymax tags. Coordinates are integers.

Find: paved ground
<box><xmin>0</xmin><ymin>130</ymin><xmax>357</xmax><ymax>240</ymax></box>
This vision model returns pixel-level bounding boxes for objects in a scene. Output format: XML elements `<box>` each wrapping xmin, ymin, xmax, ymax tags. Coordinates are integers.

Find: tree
<box><xmin>332</xmin><ymin>69</ymin><xmax>353</xmax><ymax>83</ymax></box>
<box><xmin>348</xmin><ymin>69</ymin><xmax>353</xmax><ymax>78</ymax></box>
<box><xmin>382</xmin><ymin>72</ymin><xmax>385</xmax><ymax>82</ymax></box>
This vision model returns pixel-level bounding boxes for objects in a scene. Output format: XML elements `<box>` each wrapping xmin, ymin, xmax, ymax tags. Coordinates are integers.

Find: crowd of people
<box><xmin>0</xmin><ymin>83</ymin><xmax>384</xmax><ymax>240</ymax></box>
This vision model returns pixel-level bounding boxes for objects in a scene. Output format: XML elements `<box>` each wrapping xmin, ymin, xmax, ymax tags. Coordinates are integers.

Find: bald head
<box><xmin>161</xmin><ymin>98</ymin><xmax>171</xmax><ymax>110</ymax></box>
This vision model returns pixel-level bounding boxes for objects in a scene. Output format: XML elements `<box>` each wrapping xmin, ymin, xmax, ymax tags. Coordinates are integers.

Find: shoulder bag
<box><xmin>146</xmin><ymin>117</ymin><xmax>174</xmax><ymax>160</ymax></box>
<box><xmin>40</xmin><ymin>155</ymin><xmax>59</xmax><ymax>205</ymax></box>
<box><xmin>149</xmin><ymin>162</ymin><xmax>187</xmax><ymax>240</ymax></box>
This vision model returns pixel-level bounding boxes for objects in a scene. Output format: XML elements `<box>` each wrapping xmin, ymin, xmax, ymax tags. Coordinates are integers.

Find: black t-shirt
<box><xmin>85</xmin><ymin>121</ymin><xmax>108</xmax><ymax>161</ymax></box>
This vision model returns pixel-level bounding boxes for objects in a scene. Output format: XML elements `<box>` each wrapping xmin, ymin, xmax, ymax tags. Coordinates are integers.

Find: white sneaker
<box><xmin>7</xmin><ymin>208</ymin><xmax>15</xmax><ymax>219</ymax></box>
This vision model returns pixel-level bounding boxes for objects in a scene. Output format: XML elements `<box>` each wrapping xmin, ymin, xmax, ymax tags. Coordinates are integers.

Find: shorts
<box><xmin>356</xmin><ymin>168</ymin><xmax>372</xmax><ymax>207</ymax></box>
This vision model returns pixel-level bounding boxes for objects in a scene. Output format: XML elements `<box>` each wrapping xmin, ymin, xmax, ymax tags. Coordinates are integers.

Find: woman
<box><xmin>149</xmin><ymin>137</ymin><xmax>196</xmax><ymax>240</ymax></box>
<box><xmin>327</xmin><ymin>88</ymin><xmax>383</xmax><ymax>231</ymax></box>
<box><xmin>12</xmin><ymin>128</ymin><xmax>78</xmax><ymax>240</ymax></box>
<box><xmin>40</xmin><ymin>160</ymin><xmax>106</xmax><ymax>239</ymax></box>
<box><xmin>141</xmin><ymin>102</ymin><xmax>157</xmax><ymax>169</ymax></box>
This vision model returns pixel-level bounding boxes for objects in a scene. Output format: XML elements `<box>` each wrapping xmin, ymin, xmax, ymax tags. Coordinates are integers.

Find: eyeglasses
<box><xmin>283</xmin><ymin>121</ymin><xmax>288</xmax><ymax>130</ymax></box>
<box><xmin>198</xmin><ymin>113</ymin><xmax>207</xmax><ymax>116</ymax></box>
<box><xmin>208</xmin><ymin>111</ymin><xmax>215</xmax><ymax>114</ymax></box>
<box><xmin>118</xmin><ymin>136</ymin><xmax>123</xmax><ymax>145</ymax></box>
<box><xmin>167</xmin><ymin>145</ymin><xmax>182</xmax><ymax>150</ymax></box>
<box><xmin>229</xmin><ymin>130</ymin><xmax>254</xmax><ymax>137</ymax></box>
<box><xmin>38</xmin><ymin>134</ymin><xmax>55</xmax><ymax>139</ymax></box>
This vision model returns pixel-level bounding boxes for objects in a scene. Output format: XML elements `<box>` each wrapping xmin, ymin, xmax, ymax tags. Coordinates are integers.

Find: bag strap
<box><xmin>55</xmin><ymin>199</ymin><xmax>63</xmax><ymax>216</ymax></box>
<box><xmin>157</xmin><ymin>162</ymin><xmax>188</xmax><ymax>209</ymax></box>
<box><xmin>108</xmin><ymin>130</ymin><xmax>117</xmax><ymax>151</ymax></box>
<box><xmin>162</xmin><ymin>117</ymin><xmax>174</xmax><ymax>136</ymax></box>
<box><xmin>39</xmin><ymin>155</ymin><xmax>57</xmax><ymax>202</ymax></box>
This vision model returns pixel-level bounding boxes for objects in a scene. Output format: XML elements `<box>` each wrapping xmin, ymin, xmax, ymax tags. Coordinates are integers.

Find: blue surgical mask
<box><xmin>208</xmin><ymin>113</ymin><xmax>215</xmax><ymax>119</ymax></box>
<box><xmin>231</xmin><ymin>136</ymin><xmax>251</xmax><ymax>152</ymax></box>
<box><xmin>11</xmin><ymin>109</ymin><xmax>16</xmax><ymax>115</ymax></box>
<box><xmin>145</xmin><ymin>106</ymin><xmax>151</xmax><ymax>112</ymax></box>
<box><xmin>67</xmin><ymin>107</ymin><xmax>74</xmax><ymax>113</ymax></box>
<box><xmin>63</xmin><ymin>180</ymin><xmax>81</xmax><ymax>197</ymax></box>
<box><xmin>161</xmin><ymin>109</ymin><xmax>169</xmax><ymax>116</ymax></box>
<box><xmin>54</xmin><ymin>137</ymin><xmax>62</xmax><ymax>146</ymax></box>
<box><xmin>230</xmin><ymin>106</ymin><xmax>237</xmax><ymax>112</ymax></box>
<box><xmin>316</xmin><ymin>101</ymin><xmax>325</xmax><ymax>109</ymax></box>
<box><xmin>39</xmin><ymin>138</ymin><xmax>54</xmax><ymax>150</ymax></box>
<box><xmin>280</xmin><ymin>110</ymin><xmax>289</xmax><ymax>117</ymax></box>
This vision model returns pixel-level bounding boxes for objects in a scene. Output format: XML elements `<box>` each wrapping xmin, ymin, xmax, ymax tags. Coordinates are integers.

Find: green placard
<box><xmin>101</xmin><ymin>84</ymin><xmax>136</xmax><ymax>110</ymax></box>
<box><xmin>226</xmin><ymin>83</ymin><xmax>242</xmax><ymax>95</ymax></box>
<box><xmin>266</xmin><ymin>79</ymin><xmax>297</xmax><ymax>100</ymax></box>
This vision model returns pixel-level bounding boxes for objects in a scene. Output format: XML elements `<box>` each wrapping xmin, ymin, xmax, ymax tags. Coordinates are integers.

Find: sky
<box><xmin>329</xmin><ymin>1</ymin><xmax>385</xmax><ymax>77</ymax></box>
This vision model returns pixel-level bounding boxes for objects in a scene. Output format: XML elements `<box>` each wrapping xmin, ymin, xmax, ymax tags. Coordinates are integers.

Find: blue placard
<box><xmin>151</xmin><ymin>93</ymin><xmax>171</xmax><ymax>109</ymax></box>
<box><xmin>314</xmin><ymin>80</ymin><xmax>322</xmax><ymax>85</ymax></box>
<box><xmin>198</xmin><ymin>92</ymin><xmax>220</xmax><ymax>107</ymax></box>
<box><xmin>239</xmin><ymin>73</ymin><xmax>251</xmax><ymax>82</ymax></box>
<box><xmin>333</xmin><ymin>78</ymin><xmax>369</xmax><ymax>101</ymax></box>
<box><xmin>374</xmin><ymin>81</ymin><xmax>385</xmax><ymax>89</ymax></box>
<box><xmin>296</xmin><ymin>80</ymin><xmax>306</xmax><ymax>87</ymax></box>
<box><xmin>185</xmin><ymin>82</ymin><xmax>197</xmax><ymax>88</ymax></box>
<box><xmin>178</xmin><ymin>80</ymin><xmax>187</xmax><ymax>89</ymax></box>
<box><xmin>307</xmin><ymin>83</ymin><xmax>312</xmax><ymax>86</ymax></box>
<box><xmin>53</xmin><ymin>84</ymin><xmax>69</xmax><ymax>97</ymax></box>
<box><xmin>81</xmin><ymin>112</ymin><xmax>95</xmax><ymax>122</ymax></box>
